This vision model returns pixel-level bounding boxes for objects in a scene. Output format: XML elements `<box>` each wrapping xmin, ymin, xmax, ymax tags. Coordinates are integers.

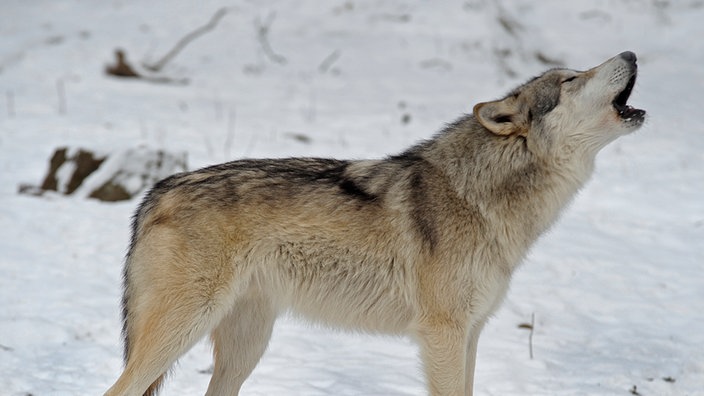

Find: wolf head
<box><xmin>473</xmin><ymin>51</ymin><xmax>646</xmax><ymax>157</ymax></box>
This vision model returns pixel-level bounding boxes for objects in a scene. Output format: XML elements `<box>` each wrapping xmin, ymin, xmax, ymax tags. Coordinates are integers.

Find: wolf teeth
<box><xmin>617</xmin><ymin>104</ymin><xmax>645</xmax><ymax>122</ymax></box>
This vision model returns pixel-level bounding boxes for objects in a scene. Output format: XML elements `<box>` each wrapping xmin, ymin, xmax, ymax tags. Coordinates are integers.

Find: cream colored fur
<box><xmin>105</xmin><ymin>52</ymin><xmax>645</xmax><ymax>396</ymax></box>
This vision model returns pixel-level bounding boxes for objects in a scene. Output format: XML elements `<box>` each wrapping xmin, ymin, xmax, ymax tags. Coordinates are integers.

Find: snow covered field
<box><xmin>1</xmin><ymin>1</ymin><xmax>703</xmax><ymax>395</ymax></box>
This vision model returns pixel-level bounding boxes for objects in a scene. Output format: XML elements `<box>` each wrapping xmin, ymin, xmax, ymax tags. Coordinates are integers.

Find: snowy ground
<box><xmin>1</xmin><ymin>1</ymin><xmax>703</xmax><ymax>395</ymax></box>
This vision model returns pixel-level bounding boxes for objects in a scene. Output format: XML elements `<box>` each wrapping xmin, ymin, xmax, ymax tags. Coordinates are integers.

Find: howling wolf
<box><xmin>105</xmin><ymin>51</ymin><xmax>645</xmax><ymax>396</ymax></box>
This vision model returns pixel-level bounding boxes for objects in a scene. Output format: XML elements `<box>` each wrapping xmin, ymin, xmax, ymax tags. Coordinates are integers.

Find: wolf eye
<box><xmin>562</xmin><ymin>76</ymin><xmax>577</xmax><ymax>84</ymax></box>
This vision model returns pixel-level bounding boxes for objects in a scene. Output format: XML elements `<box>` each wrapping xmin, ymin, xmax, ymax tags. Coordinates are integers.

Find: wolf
<box><xmin>105</xmin><ymin>51</ymin><xmax>645</xmax><ymax>396</ymax></box>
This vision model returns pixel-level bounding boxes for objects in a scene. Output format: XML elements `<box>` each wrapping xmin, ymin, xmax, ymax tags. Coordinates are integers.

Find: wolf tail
<box><xmin>109</xmin><ymin>175</ymin><xmax>234</xmax><ymax>396</ymax></box>
<box><xmin>118</xmin><ymin>192</ymin><xmax>168</xmax><ymax>396</ymax></box>
<box><xmin>121</xmin><ymin>197</ymin><xmax>145</xmax><ymax>365</ymax></box>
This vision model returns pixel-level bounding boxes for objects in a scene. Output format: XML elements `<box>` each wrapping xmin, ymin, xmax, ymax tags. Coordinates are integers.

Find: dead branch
<box><xmin>255</xmin><ymin>12</ymin><xmax>287</xmax><ymax>65</ymax></box>
<box><xmin>143</xmin><ymin>7</ymin><xmax>229</xmax><ymax>72</ymax></box>
<box><xmin>6</xmin><ymin>90</ymin><xmax>14</xmax><ymax>118</ymax></box>
<box><xmin>529</xmin><ymin>312</ymin><xmax>535</xmax><ymax>359</ymax></box>
<box><xmin>224</xmin><ymin>108</ymin><xmax>236</xmax><ymax>159</ymax></box>
<box><xmin>105</xmin><ymin>49</ymin><xmax>140</xmax><ymax>78</ymax></box>
<box><xmin>105</xmin><ymin>48</ymin><xmax>189</xmax><ymax>85</ymax></box>
<box><xmin>318</xmin><ymin>50</ymin><xmax>341</xmax><ymax>73</ymax></box>
<box><xmin>56</xmin><ymin>78</ymin><xmax>66</xmax><ymax>115</ymax></box>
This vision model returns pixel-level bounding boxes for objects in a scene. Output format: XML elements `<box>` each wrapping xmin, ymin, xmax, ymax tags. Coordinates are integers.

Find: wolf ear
<box><xmin>473</xmin><ymin>97</ymin><xmax>528</xmax><ymax>136</ymax></box>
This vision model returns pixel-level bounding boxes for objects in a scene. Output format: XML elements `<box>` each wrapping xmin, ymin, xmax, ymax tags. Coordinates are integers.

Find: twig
<box><xmin>6</xmin><ymin>90</ymin><xmax>14</xmax><ymax>118</ymax></box>
<box><xmin>255</xmin><ymin>12</ymin><xmax>287</xmax><ymax>65</ymax></box>
<box><xmin>202</xmin><ymin>127</ymin><xmax>214</xmax><ymax>159</ymax></box>
<box><xmin>318</xmin><ymin>50</ymin><xmax>341</xmax><ymax>73</ymax></box>
<box><xmin>143</xmin><ymin>7</ymin><xmax>229</xmax><ymax>72</ymax></box>
<box><xmin>518</xmin><ymin>313</ymin><xmax>535</xmax><ymax>359</ymax></box>
<box><xmin>529</xmin><ymin>312</ymin><xmax>535</xmax><ymax>359</ymax></box>
<box><xmin>304</xmin><ymin>88</ymin><xmax>316</xmax><ymax>123</ymax></box>
<box><xmin>242</xmin><ymin>133</ymin><xmax>259</xmax><ymax>158</ymax></box>
<box><xmin>56</xmin><ymin>78</ymin><xmax>66</xmax><ymax>115</ymax></box>
<box><xmin>224</xmin><ymin>108</ymin><xmax>236</xmax><ymax>159</ymax></box>
<box><xmin>213</xmin><ymin>93</ymin><xmax>223</xmax><ymax>121</ymax></box>
<box><xmin>105</xmin><ymin>49</ymin><xmax>189</xmax><ymax>84</ymax></box>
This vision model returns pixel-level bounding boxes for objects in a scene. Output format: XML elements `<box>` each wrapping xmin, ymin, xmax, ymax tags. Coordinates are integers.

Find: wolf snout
<box><xmin>619</xmin><ymin>51</ymin><xmax>637</xmax><ymax>64</ymax></box>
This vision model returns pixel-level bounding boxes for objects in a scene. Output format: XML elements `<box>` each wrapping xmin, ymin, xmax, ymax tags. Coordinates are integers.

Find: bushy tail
<box><xmin>121</xmin><ymin>209</ymin><xmax>140</xmax><ymax>364</ymax></box>
<box><xmin>143</xmin><ymin>376</ymin><xmax>166</xmax><ymax>396</ymax></box>
<box><xmin>120</xmin><ymin>191</ymin><xmax>169</xmax><ymax>396</ymax></box>
<box><xmin>119</xmin><ymin>230</ymin><xmax>168</xmax><ymax>396</ymax></box>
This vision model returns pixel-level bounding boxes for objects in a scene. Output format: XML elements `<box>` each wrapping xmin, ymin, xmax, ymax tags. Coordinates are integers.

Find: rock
<box><xmin>23</xmin><ymin>146</ymin><xmax>187</xmax><ymax>201</ymax></box>
<box><xmin>80</xmin><ymin>147</ymin><xmax>187</xmax><ymax>202</ymax></box>
<box><xmin>39</xmin><ymin>148</ymin><xmax>107</xmax><ymax>195</ymax></box>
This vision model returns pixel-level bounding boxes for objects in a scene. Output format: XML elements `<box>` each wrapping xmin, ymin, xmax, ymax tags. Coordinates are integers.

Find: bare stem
<box><xmin>255</xmin><ymin>12</ymin><xmax>287</xmax><ymax>65</ymax></box>
<box><xmin>56</xmin><ymin>78</ymin><xmax>66</xmax><ymax>115</ymax></box>
<box><xmin>144</xmin><ymin>7</ymin><xmax>229</xmax><ymax>72</ymax></box>
<box><xmin>6</xmin><ymin>90</ymin><xmax>14</xmax><ymax>118</ymax></box>
<box><xmin>318</xmin><ymin>50</ymin><xmax>341</xmax><ymax>73</ymax></box>
<box><xmin>224</xmin><ymin>108</ymin><xmax>236</xmax><ymax>159</ymax></box>
<box><xmin>529</xmin><ymin>312</ymin><xmax>535</xmax><ymax>360</ymax></box>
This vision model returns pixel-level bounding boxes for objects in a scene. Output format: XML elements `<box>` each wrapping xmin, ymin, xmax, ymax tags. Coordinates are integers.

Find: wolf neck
<box><xmin>424</xmin><ymin>116</ymin><xmax>595</xmax><ymax>265</ymax></box>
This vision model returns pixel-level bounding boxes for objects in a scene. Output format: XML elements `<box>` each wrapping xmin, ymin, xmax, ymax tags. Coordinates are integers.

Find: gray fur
<box><xmin>106</xmin><ymin>52</ymin><xmax>645</xmax><ymax>396</ymax></box>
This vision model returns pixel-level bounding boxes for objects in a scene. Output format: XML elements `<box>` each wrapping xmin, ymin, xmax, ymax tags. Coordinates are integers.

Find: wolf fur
<box><xmin>105</xmin><ymin>52</ymin><xmax>645</xmax><ymax>396</ymax></box>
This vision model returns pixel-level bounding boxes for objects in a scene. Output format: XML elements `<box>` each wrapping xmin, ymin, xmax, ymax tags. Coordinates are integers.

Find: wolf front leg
<box><xmin>415</xmin><ymin>318</ymin><xmax>469</xmax><ymax>396</ymax></box>
<box><xmin>464</xmin><ymin>320</ymin><xmax>487</xmax><ymax>396</ymax></box>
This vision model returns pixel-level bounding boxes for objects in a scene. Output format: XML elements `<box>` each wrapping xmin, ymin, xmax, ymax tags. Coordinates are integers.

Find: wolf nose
<box><xmin>619</xmin><ymin>51</ymin><xmax>637</xmax><ymax>64</ymax></box>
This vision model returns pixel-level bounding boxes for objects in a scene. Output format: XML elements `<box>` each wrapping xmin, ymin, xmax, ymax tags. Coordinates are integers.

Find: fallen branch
<box><xmin>105</xmin><ymin>49</ymin><xmax>189</xmax><ymax>85</ymax></box>
<box><xmin>6</xmin><ymin>90</ymin><xmax>14</xmax><ymax>118</ymax></box>
<box><xmin>255</xmin><ymin>12</ymin><xmax>287</xmax><ymax>65</ymax></box>
<box><xmin>529</xmin><ymin>312</ymin><xmax>535</xmax><ymax>359</ymax></box>
<box><xmin>56</xmin><ymin>78</ymin><xmax>67</xmax><ymax>115</ymax></box>
<box><xmin>318</xmin><ymin>50</ymin><xmax>341</xmax><ymax>73</ymax></box>
<box><xmin>143</xmin><ymin>7</ymin><xmax>229</xmax><ymax>72</ymax></box>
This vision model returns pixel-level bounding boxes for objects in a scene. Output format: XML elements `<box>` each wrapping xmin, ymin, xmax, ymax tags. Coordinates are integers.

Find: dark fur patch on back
<box><xmin>408</xmin><ymin>167</ymin><xmax>437</xmax><ymax>251</ymax></box>
<box><xmin>142</xmin><ymin>158</ymin><xmax>385</xmax><ymax>214</ymax></box>
<box><xmin>339</xmin><ymin>177</ymin><xmax>377</xmax><ymax>201</ymax></box>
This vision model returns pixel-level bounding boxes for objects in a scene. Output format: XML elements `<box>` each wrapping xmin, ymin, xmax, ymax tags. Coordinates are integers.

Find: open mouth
<box><xmin>612</xmin><ymin>74</ymin><xmax>646</xmax><ymax>122</ymax></box>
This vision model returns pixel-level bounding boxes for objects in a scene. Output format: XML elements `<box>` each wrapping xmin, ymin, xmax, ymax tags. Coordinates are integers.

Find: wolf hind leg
<box><xmin>205</xmin><ymin>293</ymin><xmax>277</xmax><ymax>396</ymax></box>
<box><xmin>106</xmin><ymin>243</ymin><xmax>246</xmax><ymax>396</ymax></box>
<box><xmin>106</xmin><ymin>292</ymin><xmax>234</xmax><ymax>396</ymax></box>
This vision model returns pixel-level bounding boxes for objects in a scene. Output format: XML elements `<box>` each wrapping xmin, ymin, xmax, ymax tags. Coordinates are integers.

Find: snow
<box><xmin>1</xmin><ymin>1</ymin><xmax>702</xmax><ymax>395</ymax></box>
<box><xmin>74</xmin><ymin>147</ymin><xmax>188</xmax><ymax>198</ymax></box>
